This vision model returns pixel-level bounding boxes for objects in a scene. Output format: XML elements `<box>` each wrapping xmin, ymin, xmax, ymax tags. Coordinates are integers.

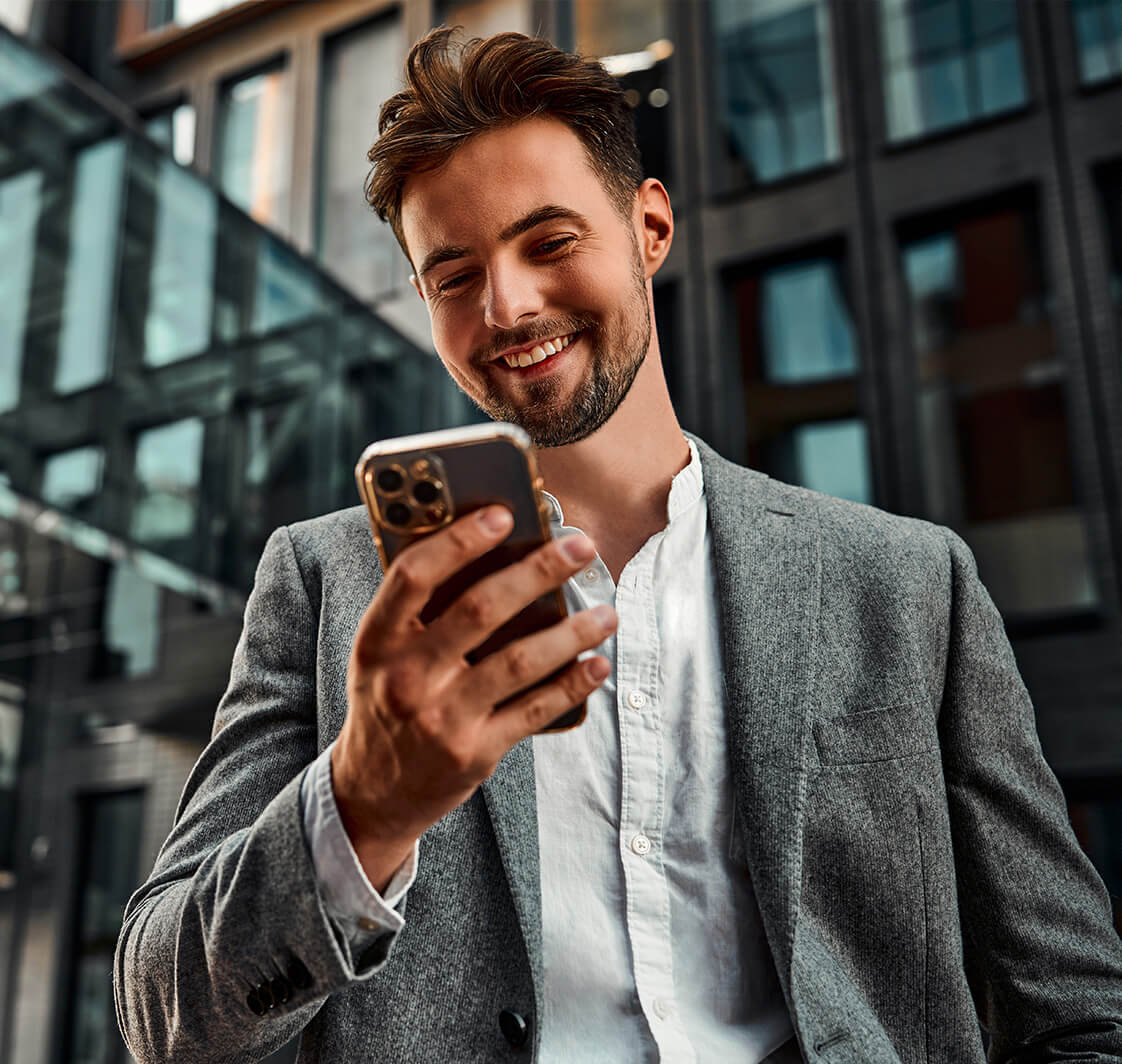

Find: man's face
<box><xmin>401</xmin><ymin>117</ymin><xmax>652</xmax><ymax>448</ymax></box>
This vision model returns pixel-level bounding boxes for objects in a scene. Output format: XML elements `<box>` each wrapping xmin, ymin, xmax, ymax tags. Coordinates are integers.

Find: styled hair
<box><xmin>365</xmin><ymin>28</ymin><xmax>644</xmax><ymax>259</ymax></box>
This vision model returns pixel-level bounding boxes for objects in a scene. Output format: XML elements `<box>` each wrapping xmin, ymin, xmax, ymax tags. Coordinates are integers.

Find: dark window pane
<box><xmin>729</xmin><ymin>253</ymin><xmax>871</xmax><ymax>503</ymax></box>
<box><xmin>880</xmin><ymin>0</ymin><xmax>1027</xmax><ymax>142</ymax></box>
<box><xmin>42</xmin><ymin>446</ymin><xmax>104</xmax><ymax>511</ymax></box>
<box><xmin>901</xmin><ymin>200</ymin><xmax>1097</xmax><ymax>618</ymax></box>
<box><xmin>317</xmin><ymin>14</ymin><xmax>406</xmax><ymax>301</ymax></box>
<box><xmin>1096</xmin><ymin>161</ymin><xmax>1122</xmax><ymax>336</ymax></box>
<box><xmin>1071</xmin><ymin>0</ymin><xmax>1122</xmax><ymax>85</ymax></box>
<box><xmin>216</xmin><ymin>64</ymin><xmax>291</xmax><ymax>229</ymax></box>
<box><xmin>0</xmin><ymin>170</ymin><xmax>41</xmax><ymax>414</ymax></box>
<box><xmin>711</xmin><ymin>0</ymin><xmax>840</xmax><ymax>187</ymax></box>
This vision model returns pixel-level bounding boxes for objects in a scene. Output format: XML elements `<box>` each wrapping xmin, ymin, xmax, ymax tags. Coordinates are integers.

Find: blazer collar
<box><xmin>480</xmin><ymin>437</ymin><xmax>821</xmax><ymax>1008</ymax></box>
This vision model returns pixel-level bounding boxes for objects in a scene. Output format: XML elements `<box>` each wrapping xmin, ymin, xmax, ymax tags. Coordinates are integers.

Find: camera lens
<box><xmin>412</xmin><ymin>479</ymin><xmax>441</xmax><ymax>505</ymax></box>
<box><xmin>376</xmin><ymin>467</ymin><xmax>404</xmax><ymax>494</ymax></box>
<box><xmin>384</xmin><ymin>501</ymin><xmax>412</xmax><ymax>527</ymax></box>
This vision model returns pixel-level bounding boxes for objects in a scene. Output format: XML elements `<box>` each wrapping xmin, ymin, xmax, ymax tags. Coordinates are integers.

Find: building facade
<box><xmin>0</xmin><ymin>1</ymin><xmax>1120</xmax><ymax>1061</ymax></box>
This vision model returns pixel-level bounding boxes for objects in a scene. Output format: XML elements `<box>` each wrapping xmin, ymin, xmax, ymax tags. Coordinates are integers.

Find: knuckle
<box><xmin>390</xmin><ymin>556</ymin><xmax>423</xmax><ymax>595</ymax></box>
<box><xmin>457</xmin><ymin>587</ymin><xmax>494</xmax><ymax>629</ymax></box>
<box><xmin>379</xmin><ymin>666</ymin><xmax>420</xmax><ymax>719</ymax></box>
<box><xmin>523</xmin><ymin>693</ymin><xmax>555</xmax><ymax>729</ymax></box>
<box><xmin>504</xmin><ymin>642</ymin><xmax>537</xmax><ymax>685</ymax></box>
<box><xmin>557</xmin><ymin>665</ymin><xmax>586</xmax><ymax>704</ymax></box>
<box><xmin>446</xmin><ymin>522</ymin><xmax>478</xmax><ymax>556</ymax></box>
<box><xmin>529</xmin><ymin>547</ymin><xmax>558</xmax><ymax>582</ymax></box>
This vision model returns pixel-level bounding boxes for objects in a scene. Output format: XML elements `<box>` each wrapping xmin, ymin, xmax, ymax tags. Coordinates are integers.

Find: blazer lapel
<box><xmin>480</xmin><ymin>741</ymin><xmax>543</xmax><ymax>1000</ymax></box>
<box><xmin>697</xmin><ymin>440</ymin><xmax>822</xmax><ymax>995</ymax></box>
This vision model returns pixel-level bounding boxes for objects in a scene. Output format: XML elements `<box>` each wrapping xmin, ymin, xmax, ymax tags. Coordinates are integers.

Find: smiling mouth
<box><xmin>497</xmin><ymin>332</ymin><xmax>579</xmax><ymax>369</ymax></box>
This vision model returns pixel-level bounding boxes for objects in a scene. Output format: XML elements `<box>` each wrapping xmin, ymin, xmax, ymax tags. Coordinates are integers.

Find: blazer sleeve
<box><xmin>114</xmin><ymin>526</ymin><xmax>397</xmax><ymax>1064</ymax></box>
<box><xmin>937</xmin><ymin>528</ymin><xmax>1122</xmax><ymax>1062</ymax></box>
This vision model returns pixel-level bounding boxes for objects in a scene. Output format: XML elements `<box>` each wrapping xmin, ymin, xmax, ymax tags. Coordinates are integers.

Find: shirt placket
<box><xmin>615</xmin><ymin>536</ymin><xmax>697</xmax><ymax>1064</ymax></box>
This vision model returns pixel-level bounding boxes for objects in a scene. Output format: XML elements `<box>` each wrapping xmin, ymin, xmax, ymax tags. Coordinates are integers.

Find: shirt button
<box><xmin>653</xmin><ymin>997</ymin><xmax>672</xmax><ymax>1019</ymax></box>
<box><xmin>627</xmin><ymin>690</ymin><xmax>646</xmax><ymax>711</ymax></box>
<box><xmin>630</xmin><ymin>833</ymin><xmax>652</xmax><ymax>856</ymax></box>
<box><xmin>583</xmin><ymin>567</ymin><xmax>599</xmax><ymax>582</ymax></box>
<box><xmin>357</xmin><ymin>917</ymin><xmax>380</xmax><ymax>932</ymax></box>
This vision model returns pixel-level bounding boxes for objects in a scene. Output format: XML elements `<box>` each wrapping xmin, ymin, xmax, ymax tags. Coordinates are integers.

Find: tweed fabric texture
<box><xmin>115</xmin><ymin>438</ymin><xmax>1122</xmax><ymax>1063</ymax></box>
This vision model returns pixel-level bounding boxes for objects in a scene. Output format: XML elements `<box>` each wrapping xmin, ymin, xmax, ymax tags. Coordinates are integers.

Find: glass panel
<box><xmin>56</xmin><ymin>138</ymin><xmax>127</xmax><ymax>394</ymax></box>
<box><xmin>149</xmin><ymin>0</ymin><xmax>243</xmax><ymax>30</ymax></box>
<box><xmin>1097</xmin><ymin>161</ymin><xmax>1122</xmax><ymax>335</ymax></box>
<box><xmin>729</xmin><ymin>253</ymin><xmax>870</xmax><ymax>502</ymax></box>
<box><xmin>144</xmin><ymin>102</ymin><xmax>196</xmax><ymax>167</ymax></box>
<box><xmin>879</xmin><ymin>0</ymin><xmax>1027</xmax><ymax>142</ymax></box>
<box><xmin>103</xmin><ymin>564</ymin><xmax>160</xmax><ymax>678</ymax></box>
<box><xmin>317</xmin><ymin>14</ymin><xmax>406</xmax><ymax>300</ymax></box>
<box><xmin>1072</xmin><ymin>0</ymin><xmax>1122</xmax><ymax>84</ymax></box>
<box><xmin>0</xmin><ymin>169</ymin><xmax>41</xmax><ymax>414</ymax></box>
<box><xmin>575</xmin><ymin>0</ymin><xmax>674</xmax><ymax>189</ymax></box>
<box><xmin>216</xmin><ymin>64</ymin><xmax>291</xmax><ymax>229</ymax></box>
<box><xmin>711</xmin><ymin>0</ymin><xmax>840</xmax><ymax>187</ymax></box>
<box><xmin>42</xmin><ymin>446</ymin><xmax>104</xmax><ymax>510</ymax></box>
<box><xmin>145</xmin><ymin>159</ymin><xmax>216</xmax><ymax>365</ymax></box>
<box><xmin>131</xmin><ymin>417</ymin><xmax>205</xmax><ymax>548</ymax></box>
<box><xmin>901</xmin><ymin>202</ymin><xmax>1097</xmax><ymax>618</ymax></box>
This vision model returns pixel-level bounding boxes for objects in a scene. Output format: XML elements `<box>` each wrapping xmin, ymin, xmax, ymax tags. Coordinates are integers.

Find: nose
<box><xmin>483</xmin><ymin>260</ymin><xmax>543</xmax><ymax>330</ymax></box>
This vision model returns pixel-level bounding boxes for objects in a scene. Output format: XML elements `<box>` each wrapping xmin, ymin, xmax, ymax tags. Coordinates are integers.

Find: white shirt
<box><xmin>301</xmin><ymin>440</ymin><xmax>793</xmax><ymax>1060</ymax></box>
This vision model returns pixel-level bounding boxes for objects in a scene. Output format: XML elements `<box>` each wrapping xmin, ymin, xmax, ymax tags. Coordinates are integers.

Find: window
<box><xmin>573</xmin><ymin>0</ymin><xmax>674</xmax><ymax>189</ymax></box>
<box><xmin>102</xmin><ymin>564</ymin><xmax>160</xmax><ymax>678</ymax></box>
<box><xmin>900</xmin><ymin>196</ymin><xmax>1097</xmax><ymax>619</ymax></box>
<box><xmin>0</xmin><ymin>684</ymin><xmax>22</xmax><ymax>875</ymax></box>
<box><xmin>1071</xmin><ymin>0</ymin><xmax>1122</xmax><ymax>85</ymax></box>
<box><xmin>144</xmin><ymin>101</ymin><xmax>196</xmax><ymax>167</ymax></box>
<box><xmin>317</xmin><ymin>14</ymin><xmax>406</xmax><ymax>301</ymax></box>
<box><xmin>62</xmin><ymin>790</ymin><xmax>144</xmax><ymax>1064</ymax></box>
<box><xmin>1096</xmin><ymin>161</ymin><xmax>1122</xmax><ymax>336</ymax></box>
<box><xmin>728</xmin><ymin>252</ymin><xmax>872</xmax><ymax>503</ymax></box>
<box><xmin>130</xmin><ymin>417</ymin><xmax>205</xmax><ymax>556</ymax></box>
<box><xmin>42</xmin><ymin>446</ymin><xmax>104</xmax><ymax>512</ymax></box>
<box><xmin>57</xmin><ymin>138</ymin><xmax>127</xmax><ymax>394</ymax></box>
<box><xmin>215</xmin><ymin>62</ymin><xmax>292</xmax><ymax>229</ymax></box>
<box><xmin>146</xmin><ymin>0</ymin><xmax>243</xmax><ymax>30</ymax></box>
<box><xmin>710</xmin><ymin>0</ymin><xmax>841</xmax><ymax>188</ymax></box>
<box><xmin>879</xmin><ymin>0</ymin><xmax>1027</xmax><ymax>143</ymax></box>
<box><xmin>0</xmin><ymin>169</ymin><xmax>41</xmax><ymax>414</ymax></box>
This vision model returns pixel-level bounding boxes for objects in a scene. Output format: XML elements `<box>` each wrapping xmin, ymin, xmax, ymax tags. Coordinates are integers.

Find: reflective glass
<box><xmin>57</xmin><ymin>138</ymin><xmax>126</xmax><ymax>394</ymax></box>
<box><xmin>711</xmin><ymin>0</ymin><xmax>840</xmax><ymax>186</ymax></box>
<box><xmin>880</xmin><ymin>0</ymin><xmax>1027</xmax><ymax>142</ymax></box>
<box><xmin>144</xmin><ymin>102</ymin><xmax>195</xmax><ymax>166</ymax></box>
<box><xmin>216</xmin><ymin>64</ymin><xmax>291</xmax><ymax>229</ymax></box>
<box><xmin>104</xmin><ymin>563</ymin><xmax>160</xmax><ymax>678</ymax></box>
<box><xmin>0</xmin><ymin>170</ymin><xmax>40</xmax><ymax>414</ymax></box>
<box><xmin>901</xmin><ymin>202</ymin><xmax>1097</xmax><ymax>617</ymax></box>
<box><xmin>728</xmin><ymin>252</ymin><xmax>871</xmax><ymax>503</ymax></box>
<box><xmin>42</xmin><ymin>446</ymin><xmax>103</xmax><ymax>510</ymax></box>
<box><xmin>1072</xmin><ymin>0</ymin><xmax>1122</xmax><ymax>84</ymax></box>
<box><xmin>575</xmin><ymin>0</ymin><xmax>673</xmax><ymax>188</ymax></box>
<box><xmin>131</xmin><ymin>417</ymin><xmax>205</xmax><ymax>549</ymax></box>
<box><xmin>318</xmin><ymin>13</ymin><xmax>406</xmax><ymax>300</ymax></box>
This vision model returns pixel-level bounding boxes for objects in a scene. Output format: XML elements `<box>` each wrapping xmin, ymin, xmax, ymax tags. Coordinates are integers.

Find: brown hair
<box><xmin>365</xmin><ymin>28</ymin><xmax>644</xmax><ymax>260</ymax></box>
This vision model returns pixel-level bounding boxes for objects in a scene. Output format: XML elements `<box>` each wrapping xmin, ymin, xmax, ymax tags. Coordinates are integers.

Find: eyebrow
<box><xmin>417</xmin><ymin>205</ymin><xmax>590</xmax><ymax>281</ymax></box>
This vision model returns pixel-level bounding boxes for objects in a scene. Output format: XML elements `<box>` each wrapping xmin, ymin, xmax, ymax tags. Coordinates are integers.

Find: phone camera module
<box><xmin>376</xmin><ymin>466</ymin><xmax>405</xmax><ymax>494</ymax></box>
<box><xmin>384</xmin><ymin>501</ymin><xmax>412</xmax><ymax>527</ymax></box>
<box><xmin>412</xmin><ymin>479</ymin><xmax>442</xmax><ymax>505</ymax></box>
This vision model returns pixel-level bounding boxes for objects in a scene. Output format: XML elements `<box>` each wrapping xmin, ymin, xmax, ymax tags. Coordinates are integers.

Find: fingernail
<box><xmin>478</xmin><ymin>506</ymin><xmax>512</xmax><ymax>534</ymax></box>
<box><xmin>586</xmin><ymin>657</ymin><xmax>610</xmax><ymax>682</ymax></box>
<box><xmin>560</xmin><ymin>535</ymin><xmax>595</xmax><ymax>563</ymax></box>
<box><xmin>591</xmin><ymin>604</ymin><xmax>616</xmax><ymax>630</ymax></box>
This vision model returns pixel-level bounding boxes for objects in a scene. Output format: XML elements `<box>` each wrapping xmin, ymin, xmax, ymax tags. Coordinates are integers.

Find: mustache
<box><xmin>471</xmin><ymin>315</ymin><xmax>597</xmax><ymax>366</ymax></box>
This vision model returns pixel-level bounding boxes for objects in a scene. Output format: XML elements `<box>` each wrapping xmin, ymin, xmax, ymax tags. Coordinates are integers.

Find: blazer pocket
<box><xmin>814</xmin><ymin>701</ymin><xmax>938</xmax><ymax>766</ymax></box>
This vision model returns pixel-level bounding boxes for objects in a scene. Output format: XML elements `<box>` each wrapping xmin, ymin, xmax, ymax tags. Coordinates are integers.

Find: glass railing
<box><xmin>0</xmin><ymin>25</ymin><xmax>480</xmax><ymax>595</ymax></box>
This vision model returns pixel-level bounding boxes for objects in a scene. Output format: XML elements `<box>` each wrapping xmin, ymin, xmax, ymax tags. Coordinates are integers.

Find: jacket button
<box><xmin>270</xmin><ymin>975</ymin><xmax>291</xmax><ymax>1005</ymax></box>
<box><xmin>287</xmin><ymin>958</ymin><xmax>313</xmax><ymax>990</ymax></box>
<box><xmin>498</xmin><ymin>1009</ymin><xmax>529</xmax><ymax>1049</ymax></box>
<box><xmin>246</xmin><ymin>989</ymin><xmax>265</xmax><ymax>1016</ymax></box>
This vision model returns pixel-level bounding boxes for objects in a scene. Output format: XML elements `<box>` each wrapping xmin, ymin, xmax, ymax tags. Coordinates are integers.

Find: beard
<box><xmin>463</xmin><ymin>252</ymin><xmax>651</xmax><ymax>448</ymax></box>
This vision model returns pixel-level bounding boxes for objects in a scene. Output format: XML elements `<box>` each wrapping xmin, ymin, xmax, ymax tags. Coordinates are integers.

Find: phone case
<box><xmin>355</xmin><ymin>422</ymin><xmax>585</xmax><ymax>733</ymax></box>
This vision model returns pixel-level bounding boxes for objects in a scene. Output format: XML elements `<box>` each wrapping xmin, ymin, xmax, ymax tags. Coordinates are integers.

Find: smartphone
<box><xmin>355</xmin><ymin>422</ymin><xmax>585</xmax><ymax>733</ymax></box>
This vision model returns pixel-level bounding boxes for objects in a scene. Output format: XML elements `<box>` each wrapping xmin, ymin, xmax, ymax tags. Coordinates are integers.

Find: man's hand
<box><xmin>331</xmin><ymin>505</ymin><xmax>616</xmax><ymax>892</ymax></box>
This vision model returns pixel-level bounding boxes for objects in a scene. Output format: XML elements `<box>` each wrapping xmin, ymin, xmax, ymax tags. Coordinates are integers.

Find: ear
<box><xmin>634</xmin><ymin>179</ymin><xmax>673</xmax><ymax>279</ymax></box>
<box><xmin>409</xmin><ymin>273</ymin><xmax>426</xmax><ymax>302</ymax></box>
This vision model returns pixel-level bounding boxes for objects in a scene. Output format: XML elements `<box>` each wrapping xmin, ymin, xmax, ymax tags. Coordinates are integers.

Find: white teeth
<box><xmin>501</xmin><ymin>332</ymin><xmax>576</xmax><ymax>369</ymax></box>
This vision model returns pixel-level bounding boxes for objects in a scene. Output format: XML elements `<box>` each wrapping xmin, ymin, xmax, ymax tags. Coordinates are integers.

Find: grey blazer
<box><xmin>114</xmin><ymin>439</ymin><xmax>1122</xmax><ymax>1064</ymax></box>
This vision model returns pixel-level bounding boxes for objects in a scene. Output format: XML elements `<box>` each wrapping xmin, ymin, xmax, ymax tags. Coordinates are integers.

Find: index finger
<box><xmin>369</xmin><ymin>506</ymin><xmax>514</xmax><ymax>634</ymax></box>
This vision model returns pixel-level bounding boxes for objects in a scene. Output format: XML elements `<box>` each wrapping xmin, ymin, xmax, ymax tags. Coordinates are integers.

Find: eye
<box><xmin>437</xmin><ymin>270</ymin><xmax>475</xmax><ymax>293</ymax></box>
<box><xmin>534</xmin><ymin>235</ymin><xmax>576</xmax><ymax>256</ymax></box>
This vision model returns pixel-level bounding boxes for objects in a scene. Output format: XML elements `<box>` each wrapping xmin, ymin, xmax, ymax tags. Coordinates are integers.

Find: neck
<box><xmin>535</xmin><ymin>331</ymin><xmax>689</xmax><ymax>578</ymax></box>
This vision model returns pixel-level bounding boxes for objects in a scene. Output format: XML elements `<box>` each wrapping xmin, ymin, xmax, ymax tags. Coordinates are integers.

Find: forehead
<box><xmin>400</xmin><ymin>117</ymin><xmax>610</xmax><ymax>257</ymax></box>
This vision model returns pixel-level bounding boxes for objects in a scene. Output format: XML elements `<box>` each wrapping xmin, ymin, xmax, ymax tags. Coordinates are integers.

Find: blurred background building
<box><xmin>0</xmin><ymin>0</ymin><xmax>1119</xmax><ymax>1060</ymax></box>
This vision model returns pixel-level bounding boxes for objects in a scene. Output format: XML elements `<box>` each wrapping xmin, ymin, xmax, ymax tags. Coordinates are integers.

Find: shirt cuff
<box><xmin>300</xmin><ymin>742</ymin><xmax>418</xmax><ymax>948</ymax></box>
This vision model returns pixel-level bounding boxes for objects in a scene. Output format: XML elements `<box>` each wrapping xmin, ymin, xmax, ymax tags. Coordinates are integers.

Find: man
<box><xmin>115</xmin><ymin>29</ymin><xmax>1122</xmax><ymax>1064</ymax></box>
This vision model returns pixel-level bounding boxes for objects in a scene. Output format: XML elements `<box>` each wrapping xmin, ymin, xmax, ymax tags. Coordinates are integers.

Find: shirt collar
<box><xmin>542</xmin><ymin>437</ymin><xmax>704</xmax><ymax>530</ymax></box>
